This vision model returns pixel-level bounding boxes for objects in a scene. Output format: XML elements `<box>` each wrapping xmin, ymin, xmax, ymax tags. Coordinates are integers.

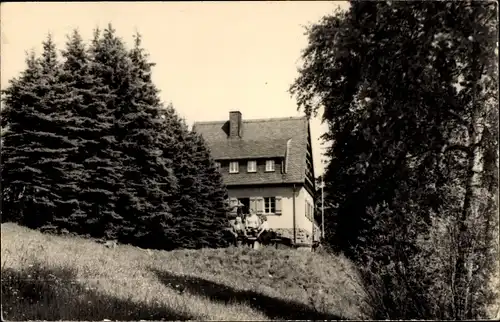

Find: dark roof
<box><xmin>193</xmin><ymin>116</ymin><xmax>309</xmax><ymax>185</ymax></box>
<box><xmin>209</xmin><ymin>139</ymin><xmax>288</xmax><ymax>160</ymax></box>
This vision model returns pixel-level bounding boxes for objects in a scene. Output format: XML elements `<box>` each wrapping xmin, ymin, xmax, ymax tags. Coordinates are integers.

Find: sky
<box><xmin>1</xmin><ymin>1</ymin><xmax>349</xmax><ymax>177</ymax></box>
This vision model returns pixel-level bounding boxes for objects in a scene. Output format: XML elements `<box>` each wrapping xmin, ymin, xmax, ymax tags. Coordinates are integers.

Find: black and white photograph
<box><xmin>1</xmin><ymin>1</ymin><xmax>498</xmax><ymax>320</ymax></box>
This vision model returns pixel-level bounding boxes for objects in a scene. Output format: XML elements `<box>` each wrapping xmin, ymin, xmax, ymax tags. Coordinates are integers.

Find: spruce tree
<box><xmin>81</xmin><ymin>25</ymin><xmax>129</xmax><ymax>239</ymax></box>
<box><xmin>155</xmin><ymin>105</ymin><xmax>194</xmax><ymax>249</ymax></box>
<box><xmin>56</xmin><ymin>29</ymin><xmax>107</xmax><ymax>233</ymax></box>
<box><xmin>159</xmin><ymin>105</ymin><xmax>231</xmax><ymax>250</ymax></box>
<box><xmin>1</xmin><ymin>51</ymin><xmax>43</xmax><ymax>225</ymax></box>
<box><xmin>1</xmin><ymin>35</ymin><xmax>76</xmax><ymax>231</ymax></box>
<box><xmin>114</xmin><ymin>32</ymin><xmax>178</xmax><ymax>247</ymax></box>
<box><xmin>185</xmin><ymin>131</ymin><xmax>231</xmax><ymax>248</ymax></box>
<box><xmin>2</xmin><ymin>25</ymin><xmax>233</xmax><ymax>252</ymax></box>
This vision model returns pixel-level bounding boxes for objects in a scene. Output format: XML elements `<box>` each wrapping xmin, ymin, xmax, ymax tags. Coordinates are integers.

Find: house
<box><xmin>193</xmin><ymin>111</ymin><xmax>321</xmax><ymax>246</ymax></box>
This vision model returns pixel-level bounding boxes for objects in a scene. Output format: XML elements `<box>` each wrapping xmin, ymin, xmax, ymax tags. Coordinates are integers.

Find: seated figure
<box><xmin>229</xmin><ymin>215</ymin><xmax>247</xmax><ymax>246</ymax></box>
<box><xmin>256</xmin><ymin>215</ymin><xmax>276</xmax><ymax>245</ymax></box>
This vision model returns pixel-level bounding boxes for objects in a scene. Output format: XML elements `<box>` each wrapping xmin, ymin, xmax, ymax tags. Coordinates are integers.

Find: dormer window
<box><xmin>265</xmin><ymin>160</ymin><xmax>275</xmax><ymax>172</ymax></box>
<box><xmin>247</xmin><ymin>160</ymin><xmax>257</xmax><ymax>173</ymax></box>
<box><xmin>229</xmin><ymin>161</ymin><xmax>239</xmax><ymax>173</ymax></box>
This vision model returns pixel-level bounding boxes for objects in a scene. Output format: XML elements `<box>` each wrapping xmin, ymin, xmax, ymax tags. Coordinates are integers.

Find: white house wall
<box><xmin>228</xmin><ymin>185</ymin><xmax>319</xmax><ymax>244</ymax></box>
<box><xmin>228</xmin><ymin>186</ymin><xmax>295</xmax><ymax>229</ymax></box>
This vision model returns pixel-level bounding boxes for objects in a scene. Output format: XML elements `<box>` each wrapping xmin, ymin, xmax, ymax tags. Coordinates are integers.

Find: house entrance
<box><xmin>238</xmin><ymin>198</ymin><xmax>250</xmax><ymax>214</ymax></box>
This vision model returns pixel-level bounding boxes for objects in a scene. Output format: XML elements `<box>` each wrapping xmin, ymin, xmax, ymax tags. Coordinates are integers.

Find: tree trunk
<box><xmin>454</xmin><ymin>58</ymin><xmax>485</xmax><ymax>319</ymax></box>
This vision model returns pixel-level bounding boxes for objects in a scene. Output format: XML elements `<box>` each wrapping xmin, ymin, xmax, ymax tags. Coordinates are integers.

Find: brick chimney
<box><xmin>229</xmin><ymin>111</ymin><xmax>242</xmax><ymax>138</ymax></box>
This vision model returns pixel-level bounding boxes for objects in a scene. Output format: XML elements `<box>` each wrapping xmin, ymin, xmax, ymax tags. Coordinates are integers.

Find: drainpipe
<box><xmin>321</xmin><ymin>176</ymin><xmax>325</xmax><ymax>239</ymax></box>
<box><xmin>292</xmin><ymin>184</ymin><xmax>296</xmax><ymax>245</ymax></box>
<box><xmin>312</xmin><ymin>204</ymin><xmax>315</xmax><ymax>245</ymax></box>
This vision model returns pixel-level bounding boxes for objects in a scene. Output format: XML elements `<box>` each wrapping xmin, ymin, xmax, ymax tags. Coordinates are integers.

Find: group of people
<box><xmin>227</xmin><ymin>202</ymin><xmax>325</xmax><ymax>250</ymax></box>
<box><xmin>228</xmin><ymin>207</ymin><xmax>274</xmax><ymax>247</ymax></box>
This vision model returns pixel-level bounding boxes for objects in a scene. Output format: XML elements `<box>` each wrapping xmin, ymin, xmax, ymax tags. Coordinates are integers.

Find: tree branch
<box><xmin>445</xmin><ymin>108</ymin><xmax>469</xmax><ymax>126</ymax></box>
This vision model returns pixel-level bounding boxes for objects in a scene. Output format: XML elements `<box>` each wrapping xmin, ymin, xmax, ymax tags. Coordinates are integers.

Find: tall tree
<box><xmin>2</xmin><ymin>24</ymin><xmax>233</xmax><ymax>252</ymax></box>
<box><xmin>81</xmin><ymin>25</ymin><xmax>130</xmax><ymax>239</ymax></box>
<box><xmin>158</xmin><ymin>104</ymin><xmax>231</xmax><ymax>250</ymax></box>
<box><xmin>1</xmin><ymin>50</ymin><xmax>43</xmax><ymax>225</ymax></box>
<box><xmin>291</xmin><ymin>0</ymin><xmax>498</xmax><ymax>319</ymax></box>
<box><xmin>1</xmin><ymin>35</ymin><xmax>77</xmax><ymax>230</ymax></box>
<box><xmin>55</xmin><ymin>28</ymin><xmax>114</xmax><ymax>234</ymax></box>
<box><xmin>182</xmin><ymin>130</ymin><xmax>231</xmax><ymax>249</ymax></box>
<box><xmin>114</xmin><ymin>32</ymin><xmax>179</xmax><ymax>247</ymax></box>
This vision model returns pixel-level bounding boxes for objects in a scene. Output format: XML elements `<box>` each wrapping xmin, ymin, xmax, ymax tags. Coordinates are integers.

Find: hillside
<box><xmin>1</xmin><ymin>223</ymin><xmax>368</xmax><ymax>320</ymax></box>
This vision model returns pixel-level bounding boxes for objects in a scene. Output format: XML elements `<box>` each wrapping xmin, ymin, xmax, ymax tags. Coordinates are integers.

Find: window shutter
<box><xmin>256</xmin><ymin>197</ymin><xmax>264</xmax><ymax>214</ymax></box>
<box><xmin>250</xmin><ymin>198</ymin><xmax>257</xmax><ymax>213</ymax></box>
<box><xmin>275</xmin><ymin>196</ymin><xmax>282</xmax><ymax>215</ymax></box>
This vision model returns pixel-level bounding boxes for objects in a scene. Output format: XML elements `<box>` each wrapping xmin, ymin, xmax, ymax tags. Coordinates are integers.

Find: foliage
<box><xmin>1</xmin><ymin>24</ymin><xmax>231</xmax><ymax>250</ymax></box>
<box><xmin>1</xmin><ymin>35</ymin><xmax>78</xmax><ymax>231</ymax></box>
<box><xmin>155</xmin><ymin>105</ymin><xmax>231</xmax><ymax>250</ymax></box>
<box><xmin>291</xmin><ymin>0</ymin><xmax>498</xmax><ymax>319</ymax></box>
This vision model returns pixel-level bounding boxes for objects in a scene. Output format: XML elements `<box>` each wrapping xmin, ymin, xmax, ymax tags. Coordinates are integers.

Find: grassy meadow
<box><xmin>1</xmin><ymin>222</ymin><xmax>369</xmax><ymax>320</ymax></box>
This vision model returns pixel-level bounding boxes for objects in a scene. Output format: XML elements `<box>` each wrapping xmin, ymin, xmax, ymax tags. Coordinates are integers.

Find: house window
<box><xmin>247</xmin><ymin>160</ymin><xmax>257</xmax><ymax>172</ymax></box>
<box><xmin>264</xmin><ymin>197</ymin><xmax>276</xmax><ymax>214</ymax></box>
<box><xmin>305</xmin><ymin>201</ymin><xmax>314</xmax><ymax>221</ymax></box>
<box><xmin>229</xmin><ymin>161</ymin><xmax>239</xmax><ymax>173</ymax></box>
<box><xmin>265</xmin><ymin>160</ymin><xmax>275</xmax><ymax>172</ymax></box>
<box><xmin>214</xmin><ymin>162</ymin><xmax>221</xmax><ymax>170</ymax></box>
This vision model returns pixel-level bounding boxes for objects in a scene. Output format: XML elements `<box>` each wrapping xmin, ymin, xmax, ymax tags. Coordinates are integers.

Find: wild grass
<box><xmin>1</xmin><ymin>222</ymin><xmax>368</xmax><ymax>320</ymax></box>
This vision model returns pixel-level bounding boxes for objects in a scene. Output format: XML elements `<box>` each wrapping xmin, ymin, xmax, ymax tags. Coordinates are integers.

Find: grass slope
<box><xmin>1</xmin><ymin>223</ymin><xmax>368</xmax><ymax>320</ymax></box>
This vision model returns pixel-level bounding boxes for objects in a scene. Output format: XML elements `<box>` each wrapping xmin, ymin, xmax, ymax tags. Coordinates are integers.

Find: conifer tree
<box><xmin>185</xmin><ymin>131</ymin><xmax>231</xmax><ymax>248</ymax></box>
<box><xmin>56</xmin><ymin>29</ymin><xmax>106</xmax><ymax>233</ymax></box>
<box><xmin>2</xmin><ymin>35</ymin><xmax>75</xmax><ymax>230</ymax></box>
<box><xmin>81</xmin><ymin>25</ymin><xmax>129</xmax><ymax>239</ymax></box>
<box><xmin>1</xmin><ymin>51</ymin><xmax>43</xmax><ymax>225</ymax></box>
<box><xmin>156</xmin><ymin>105</ymin><xmax>195</xmax><ymax>249</ymax></box>
<box><xmin>2</xmin><ymin>24</ymin><xmax>233</xmax><ymax>252</ymax></box>
<box><xmin>158</xmin><ymin>105</ymin><xmax>231</xmax><ymax>250</ymax></box>
<box><xmin>114</xmin><ymin>32</ymin><xmax>179</xmax><ymax>247</ymax></box>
